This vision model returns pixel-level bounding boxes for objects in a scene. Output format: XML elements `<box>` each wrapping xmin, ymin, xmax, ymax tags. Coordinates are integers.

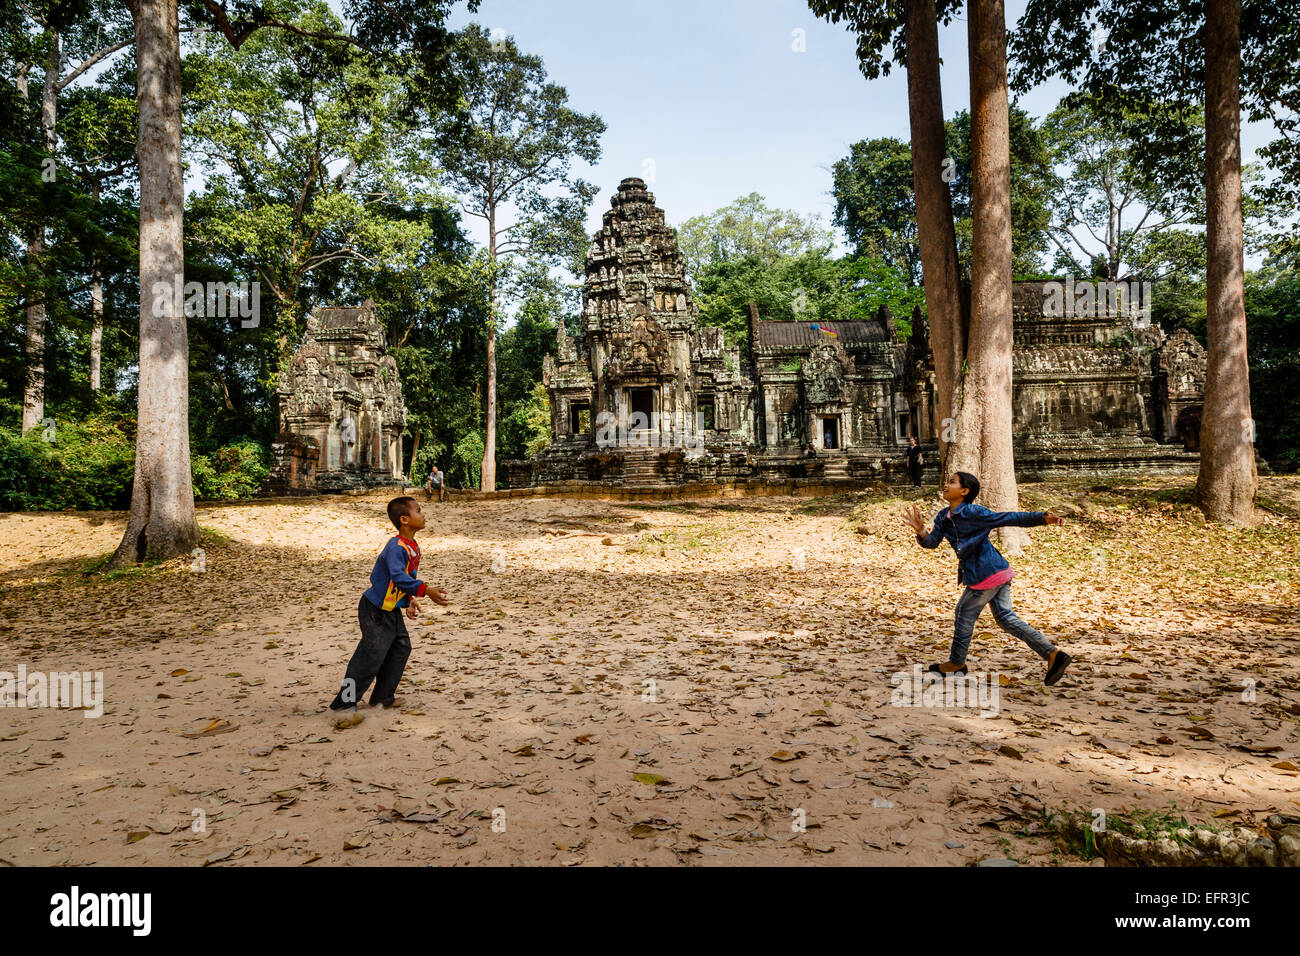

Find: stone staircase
<box><xmin>620</xmin><ymin>448</ymin><xmax>664</xmax><ymax>486</ymax></box>
<box><xmin>822</xmin><ymin>454</ymin><xmax>849</xmax><ymax>481</ymax></box>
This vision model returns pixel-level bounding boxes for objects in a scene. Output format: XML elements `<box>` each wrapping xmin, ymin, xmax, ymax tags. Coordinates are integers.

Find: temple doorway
<box><xmin>629</xmin><ymin>388</ymin><xmax>654</xmax><ymax>430</ymax></box>
<box><xmin>821</xmin><ymin>416</ymin><xmax>839</xmax><ymax>450</ymax></box>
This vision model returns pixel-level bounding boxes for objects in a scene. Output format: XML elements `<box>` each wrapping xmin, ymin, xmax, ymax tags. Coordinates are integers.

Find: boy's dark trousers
<box><xmin>329</xmin><ymin>596</ymin><xmax>411</xmax><ymax>709</ymax></box>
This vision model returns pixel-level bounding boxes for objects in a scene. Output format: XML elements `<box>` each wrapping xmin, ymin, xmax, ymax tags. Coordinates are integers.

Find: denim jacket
<box><xmin>917</xmin><ymin>502</ymin><xmax>1046</xmax><ymax>586</ymax></box>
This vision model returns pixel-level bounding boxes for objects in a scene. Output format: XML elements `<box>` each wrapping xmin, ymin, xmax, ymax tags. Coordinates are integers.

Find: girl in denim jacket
<box><xmin>905</xmin><ymin>471</ymin><xmax>1071</xmax><ymax>685</ymax></box>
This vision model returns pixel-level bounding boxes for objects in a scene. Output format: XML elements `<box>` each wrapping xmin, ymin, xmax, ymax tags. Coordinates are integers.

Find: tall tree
<box><xmin>184</xmin><ymin>7</ymin><xmax>441</xmax><ymax>378</ymax></box>
<box><xmin>1040</xmin><ymin>93</ymin><xmax>1204</xmax><ymax>280</ymax></box>
<box><xmin>13</xmin><ymin>2</ymin><xmax>141</xmax><ymax>427</ymax></box>
<box><xmin>1009</xmin><ymin>0</ymin><xmax>1287</xmax><ymax>522</ymax></box>
<box><xmin>112</xmin><ymin>0</ymin><xmax>200</xmax><ymax>564</ymax></box>
<box><xmin>435</xmin><ymin>24</ymin><xmax>603</xmax><ymax>491</ymax></box>
<box><xmin>959</xmin><ymin>0</ymin><xmax>1025</xmax><ymax>550</ymax></box>
<box><xmin>61</xmin><ymin>71</ymin><xmax>139</xmax><ymax>394</ymax></box>
<box><xmin>809</xmin><ymin>0</ymin><xmax>969</xmax><ymax>478</ymax></box>
<box><xmin>1197</xmin><ymin>0</ymin><xmax>1255</xmax><ymax>523</ymax></box>
<box><xmin>20</xmin><ymin>25</ymin><xmax>58</xmax><ymax>434</ymax></box>
<box><xmin>110</xmin><ymin>0</ymin><xmax>474</xmax><ymax>564</ymax></box>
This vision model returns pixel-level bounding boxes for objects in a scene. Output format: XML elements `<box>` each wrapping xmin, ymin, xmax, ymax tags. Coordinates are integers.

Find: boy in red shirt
<box><xmin>328</xmin><ymin>497</ymin><xmax>448</xmax><ymax>724</ymax></box>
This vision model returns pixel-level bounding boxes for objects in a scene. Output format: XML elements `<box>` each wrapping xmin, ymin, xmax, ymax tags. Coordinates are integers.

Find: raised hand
<box><xmin>904</xmin><ymin>504</ymin><xmax>926</xmax><ymax>535</ymax></box>
<box><xmin>1044</xmin><ymin>511</ymin><xmax>1064</xmax><ymax>525</ymax></box>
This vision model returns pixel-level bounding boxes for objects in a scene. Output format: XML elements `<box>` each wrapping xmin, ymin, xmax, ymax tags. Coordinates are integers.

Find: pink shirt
<box><xmin>970</xmin><ymin>567</ymin><xmax>1014</xmax><ymax>590</ymax></box>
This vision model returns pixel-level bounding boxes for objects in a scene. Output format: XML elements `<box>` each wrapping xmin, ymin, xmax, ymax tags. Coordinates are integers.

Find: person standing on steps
<box><xmin>906</xmin><ymin>436</ymin><xmax>923</xmax><ymax>488</ymax></box>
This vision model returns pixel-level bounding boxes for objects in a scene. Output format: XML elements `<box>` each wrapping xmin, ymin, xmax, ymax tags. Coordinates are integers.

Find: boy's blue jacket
<box><xmin>363</xmin><ymin>535</ymin><xmax>427</xmax><ymax>611</ymax></box>
<box><xmin>917</xmin><ymin>502</ymin><xmax>1047</xmax><ymax>585</ymax></box>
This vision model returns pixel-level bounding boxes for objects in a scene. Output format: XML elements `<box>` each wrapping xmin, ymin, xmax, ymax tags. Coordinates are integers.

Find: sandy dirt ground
<box><xmin>1</xmin><ymin>477</ymin><xmax>1298</xmax><ymax>866</ymax></box>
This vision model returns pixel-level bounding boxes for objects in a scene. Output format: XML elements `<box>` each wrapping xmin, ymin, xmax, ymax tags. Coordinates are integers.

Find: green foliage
<box><xmin>831</xmin><ymin>108</ymin><xmax>1054</xmax><ymax>281</ymax></box>
<box><xmin>497</xmin><ymin>286</ymin><xmax>561</xmax><ymax>464</ymax></box>
<box><xmin>0</xmin><ymin>397</ymin><xmax>274</xmax><ymax>508</ymax></box>
<box><xmin>435</xmin><ymin>23</ymin><xmax>604</xmax><ymax>283</ymax></box>
<box><xmin>675</xmin><ymin>192</ymin><xmax>834</xmax><ymax>280</ymax></box>
<box><xmin>830</xmin><ymin>137</ymin><xmax>918</xmax><ymax>283</ymax></box>
<box><xmin>944</xmin><ymin>108</ymin><xmax>1054</xmax><ymax>277</ymax></box>
<box><xmin>0</xmin><ymin>405</ymin><xmax>134</xmax><ymax>510</ymax></box>
<box><xmin>452</xmin><ymin>430</ymin><xmax>484</xmax><ymax>490</ymax></box>
<box><xmin>183</xmin><ymin>2</ymin><xmax>450</xmax><ymax>379</ymax></box>
<box><xmin>191</xmin><ymin>440</ymin><xmax>270</xmax><ymax>500</ymax></box>
<box><xmin>1012</xmin><ymin>1</ymin><xmax>1300</xmax><ymax>264</ymax></box>
<box><xmin>1040</xmin><ymin>93</ymin><xmax>1204</xmax><ymax>280</ymax></box>
<box><xmin>806</xmin><ymin>1</ymin><xmax>966</xmax><ymax>82</ymax></box>
<box><xmin>1245</xmin><ymin>266</ymin><xmax>1300</xmax><ymax>472</ymax></box>
<box><xmin>499</xmin><ymin>380</ymin><xmax>552</xmax><ymax>462</ymax></box>
<box><xmin>693</xmin><ymin>249</ymin><xmax>923</xmax><ymax>357</ymax></box>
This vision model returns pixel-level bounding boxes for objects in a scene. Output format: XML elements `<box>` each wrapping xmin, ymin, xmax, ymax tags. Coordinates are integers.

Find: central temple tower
<box><xmin>543</xmin><ymin>177</ymin><xmax>749</xmax><ymax>454</ymax></box>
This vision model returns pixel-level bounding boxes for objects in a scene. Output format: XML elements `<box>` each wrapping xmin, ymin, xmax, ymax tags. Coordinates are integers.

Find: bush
<box><xmin>192</xmin><ymin>440</ymin><xmax>270</xmax><ymax>500</ymax></box>
<box><xmin>0</xmin><ymin>412</ymin><xmax>135</xmax><ymax>510</ymax></box>
<box><xmin>0</xmin><ymin>408</ymin><xmax>271</xmax><ymax>510</ymax></box>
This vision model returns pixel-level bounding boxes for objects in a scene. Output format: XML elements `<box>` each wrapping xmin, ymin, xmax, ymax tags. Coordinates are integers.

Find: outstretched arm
<box><xmin>905</xmin><ymin>505</ymin><xmax>945</xmax><ymax>548</ymax></box>
<box><xmin>971</xmin><ymin>506</ymin><xmax>1063</xmax><ymax>529</ymax></box>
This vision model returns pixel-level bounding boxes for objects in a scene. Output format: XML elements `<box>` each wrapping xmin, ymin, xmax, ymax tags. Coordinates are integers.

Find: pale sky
<box><xmin>442</xmin><ymin>0</ymin><xmax>1275</xmax><ymax>262</ymax></box>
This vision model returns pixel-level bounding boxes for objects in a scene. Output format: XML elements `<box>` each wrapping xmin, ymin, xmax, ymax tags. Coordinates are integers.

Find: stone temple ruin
<box><xmin>268</xmin><ymin>299</ymin><xmax>407</xmax><ymax>494</ymax></box>
<box><xmin>505</xmin><ymin>176</ymin><xmax>1207</xmax><ymax>489</ymax></box>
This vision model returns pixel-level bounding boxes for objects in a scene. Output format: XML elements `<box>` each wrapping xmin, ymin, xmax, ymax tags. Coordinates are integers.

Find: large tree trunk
<box><xmin>21</xmin><ymin>31</ymin><xmax>60</xmax><ymax>434</ymax></box>
<box><xmin>481</xmin><ymin>226</ymin><xmax>497</xmax><ymax>492</ymax></box>
<box><xmin>905</xmin><ymin>0</ymin><xmax>966</xmax><ymax>474</ymax></box>
<box><xmin>965</xmin><ymin>0</ymin><xmax>1025</xmax><ymax>551</ymax></box>
<box><xmin>90</xmin><ymin>272</ymin><xmax>103</xmax><ymax>392</ymax></box>
<box><xmin>482</xmin><ymin>309</ymin><xmax>497</xmax><ymax>491</ymax></box>
<box><xmin>409</xmin><ymin>429</ymin><xmax>422</xmax><ymax>478</ymax></box>
<box><xmin>1196</xmin><ymin>0</ymin><xmax>1256</xmax><ymax>525</ymax></box>
<box><xmin>90</xmin><ymin>184</ymin><xmax>103</xmax><ymax>393</ymax></box>
<box><xmin>111</xmin><ymin>0</ymin><xmax>200</xmax><ymax>566</ymax></box>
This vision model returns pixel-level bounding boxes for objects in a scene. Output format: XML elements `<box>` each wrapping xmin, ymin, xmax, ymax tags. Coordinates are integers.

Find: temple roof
<box><xmin>754</xmin><ymin>319</ymin><xmax>891</xmax><ymax>349</ymax></box>
<box><xmin>312</xmin><ymin>298</ymin><xmax>378</xmax><ymax>331</ymax></box>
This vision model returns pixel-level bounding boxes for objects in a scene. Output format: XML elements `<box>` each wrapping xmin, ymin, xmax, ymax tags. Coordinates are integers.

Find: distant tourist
<box><xmin>425</xmin><ymin>465</ymin><xmax>445</xmax><ymax>502</ymax></box>
<box><xmin>906</xmin><ymin>437</ymin><xmax>923</xmax><ymax>487</ymax></box>
<box><xmin>804</xmin><ymin>440</ymin><xmax>816</xmax><ymax>458</ymax></box>
<box><xmin>903</xmin><ymin>472</ymin><xmax>1071</xmax><ymax>685</ymax></box>
<box><xmin>328</xmin><ymin>496</ymin><xmax>449</xmax><ymax>725</ymax></box>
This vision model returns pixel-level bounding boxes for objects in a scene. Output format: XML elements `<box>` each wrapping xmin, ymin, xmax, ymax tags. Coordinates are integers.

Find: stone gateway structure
<box><xmin>507</xmin><ymin>177</ymin><xmax>1208</xmax><ymax>490</ymax></box>
<box><xmin>268</xmin><ymin>299</ymin><xmax>407</xmax><ymax>494</ymax></box>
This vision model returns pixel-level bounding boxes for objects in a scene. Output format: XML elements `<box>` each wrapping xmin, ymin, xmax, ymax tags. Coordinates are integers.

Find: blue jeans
<box><xmin>950</xmin><ymin>583</ymin><xmax>1054</xmax><ymax>665</ymax></box>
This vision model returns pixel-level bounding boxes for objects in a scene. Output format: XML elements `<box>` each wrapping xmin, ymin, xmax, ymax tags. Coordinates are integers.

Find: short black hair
<box><xmin>954</xmin><ymin>471</ymin><xmax>980</xmax><ymax>503</ymax></box>
<box><xmin>387</xmin><ymin>495</ymin><xmax>418</xmax><ymax>530</ymax></box>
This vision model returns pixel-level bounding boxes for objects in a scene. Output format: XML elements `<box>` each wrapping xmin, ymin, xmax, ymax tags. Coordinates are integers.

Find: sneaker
<box><xmin>1044</xmin><ymin>650</ymin><xmax>1072</xmax><ymax>686</ymax></box>
<box><xmin>372</xmin><ymin>696</ymin><xmax>405</xmax><ymax>710</ymax></box>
